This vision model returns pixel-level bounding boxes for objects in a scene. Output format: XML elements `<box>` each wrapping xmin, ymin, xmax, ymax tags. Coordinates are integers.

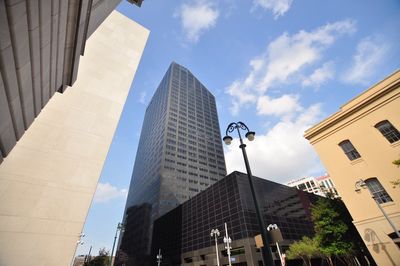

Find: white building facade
<box><xmin>285</xmin><ymin>174</ymin><xmax>339</xmax><ymax>197</ymax></box>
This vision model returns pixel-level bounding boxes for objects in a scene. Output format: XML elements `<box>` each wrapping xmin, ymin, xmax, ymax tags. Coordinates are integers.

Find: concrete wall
<box><xmin>0</xmin><ymin>10</ymin><xmax>149</xmax><ymax>266</ymax></box>
<box><xmin>0</xmin><ymin>0</ymin><xmax>123</xmax><ymax>161</ymax></box>
<box><xmin>305</xmin><ymin>71</ymin><xmax>400</xmax><ymax>266</ymax></box>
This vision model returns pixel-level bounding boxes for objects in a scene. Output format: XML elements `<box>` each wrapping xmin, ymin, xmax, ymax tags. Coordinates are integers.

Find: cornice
<box><xmin>304</xmin><ymin>70</ymin><xmax>400</xmax><ymax>143</ymax></box>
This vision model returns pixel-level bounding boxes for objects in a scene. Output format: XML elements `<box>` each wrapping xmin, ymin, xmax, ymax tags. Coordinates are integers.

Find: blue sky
<box><xmin>76</xmin><ymin>0</ymin><xmax>400</xmax><ymax>256</ymax></box>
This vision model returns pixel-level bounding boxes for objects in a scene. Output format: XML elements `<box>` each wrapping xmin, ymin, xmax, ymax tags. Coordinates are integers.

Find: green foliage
<box><xmin>311</xmin><ymin>197</ymin><xmax>354</xmax><ymax>258</ymax></box>
<box><xmin>393</xmin><ymin>158</ymin><xmax>400</xmax><ymax>166</ymax></box>
<box><xmin>287</xmin><ymin>196</ymin><xmax>369</xmax><ymax>265</ymax></box>
<box><xmin>84</xmin><ymin>248</ymin><xmax>110</xmax><ymax>266</ymax></box>
<box><xmin>286</xmin><ymin>236</ymin><xmax>320</xmax><ymax>266</ymax></box>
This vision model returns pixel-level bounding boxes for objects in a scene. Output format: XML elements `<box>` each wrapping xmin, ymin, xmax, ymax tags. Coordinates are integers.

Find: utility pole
<box><xmin>210</xmin><ymin>228</ymin><xmax>221</xmax><ymax>266</ymax></box>
<box><xmin>156</xmin><ymin>249</ymin><xmax>162</xmax><ymax>266</ymax></box>
<box><xmin>223</xmin><ymin>223</ymin><xmax>232</xmax><ymax>266</ymax></box>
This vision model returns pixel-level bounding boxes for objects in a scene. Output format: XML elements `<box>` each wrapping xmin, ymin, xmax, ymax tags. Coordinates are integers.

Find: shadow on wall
<box><xmin>364</xmin><ymin>228</ymin><xmax>396</xmax><ymax>266</ymax></box>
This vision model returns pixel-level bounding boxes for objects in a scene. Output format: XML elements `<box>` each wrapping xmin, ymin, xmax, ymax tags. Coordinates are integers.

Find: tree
<box><xmin>286</xmin><ymin>236</ymin><xmax>320</xmax><ymax>266</ymax></box>
<box><xmin>84</xmin><ymin>248</ymin><xmax>110</xmax><ymax>266</ymax></box>
<box><xmin>311</xmin><ymin>197</ymin><xmax>355</xmax><ymax>265</ymax></box>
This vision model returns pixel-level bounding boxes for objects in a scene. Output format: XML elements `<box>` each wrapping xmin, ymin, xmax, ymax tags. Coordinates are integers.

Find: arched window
<box><xmin>365</xmin><ymin>178</ymin><xmax>392</xmax><ymax>204</ymax></box>
<box><xmin>375</xmin><ymin>120</ymin><xmax>400</xmax><ymax>143</ymax></box>
<box><xmin>338</xmin><ymin>140</ymin><xmax>361</xmax><ymax>161</ymax></box>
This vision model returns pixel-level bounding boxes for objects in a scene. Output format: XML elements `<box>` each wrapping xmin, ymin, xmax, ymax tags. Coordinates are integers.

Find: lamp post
<box><xmin>223</xmin><ymin>122</ymin><xmax>274</xmax><ymax>266</ymax></box>
<box><xmin>355</xmin><ymin>179</ymin><xmax>400</xmax><ymax>238</ymax></box>
<box><xmin>70</xmin><ymin>233</ymin><xmax>85</xmax><ymax>266</ymax></box>
<box><xmin>267</xmin><ymin>224</ymin><xmax>284</xmax><ymax>266</ymax></box>
<box><xmin>110</xmin><ymin>222</ymin><xmax>125</xmax><ymax>266</ymax></box>
<box><xmin>223</xmin><ymin>223</ymin><xmax>232</xmax><ymax>266</ymax></box>
<box><xmin>210</xmin><ymin>228</ymin><xmax>221</xmax><ymax>266</ymax></box>
<box><xmin>156</xmin><ymin>249</ymin><xmax>162</xmax><ymax>266</ymax></box>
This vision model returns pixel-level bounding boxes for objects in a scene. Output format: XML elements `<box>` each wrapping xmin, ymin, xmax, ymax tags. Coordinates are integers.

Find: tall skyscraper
<box><xmin>118</xmin><ymin>62</ymin><xmax>227</xmax><ymax>265</ymax></box>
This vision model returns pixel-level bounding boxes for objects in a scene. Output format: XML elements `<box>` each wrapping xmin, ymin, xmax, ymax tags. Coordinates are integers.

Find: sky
<box><xmin>76</xmin><ymin>0</ymin><xmax>400</xmax><ymax>256</ymax></box>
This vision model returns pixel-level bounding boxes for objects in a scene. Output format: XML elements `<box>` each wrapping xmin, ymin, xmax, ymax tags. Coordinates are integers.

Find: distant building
<box><xmin>72</xmin><ymin>255</ymin><xmax>86</xmax><ymax>266</ymax></box>
<box><xmin>316</xmin><ymin>174</ymin><xmax>339</xmax><ymax>196</ymax></box>
<box><xmin>285</xmin><ymin>174</ymin><xmax>339</xmax><ymax>197</ymax></box>
<box><xmin>151</xmin><ymin>171</ymin><xmax>320</xmax><ymax>266</ymax></box>
<box><xmin>117</xmin><ymin>62</ymin><xmax>227</xmax><ymax>264</ymax></box>
<box><xmin>305</xmin><ymin>70</ymin><xmax>400</xmax><ymax>265</ymax></box>
<box><xmin>72</xmin><ymin>255</ymin><xmax>116</xmax><ymax>266</ymax></box>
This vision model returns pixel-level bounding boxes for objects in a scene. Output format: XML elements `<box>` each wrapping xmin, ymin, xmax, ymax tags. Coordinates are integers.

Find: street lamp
<box><xmin>110</xmin><ymin>222</ymin><xmax>125</xmax><ymax>266</ymax></box>
<box><xmin>267</xmin><ymin>224</ymin><xmax>284</xmax><ymax>266</ymax></box>
<box><xmin>70</xmin><ymin>233</ymin><xmax>85</xmax><ymax>266</ymax></box>
<box><xmin>223</xmin><ymin>223</ymin><xmax>232</xmax><ymax>266</ymax></box>
<box><xmin>156</xmin><ymin>249</ymin><xmax>162</xmax><ymax>266</ymax></box>
<box><xmin>355</xmin><ymin>179</ymin><xmax>400</xmax><ymax>238</ymax></box>
<box><xmin>223</xmin><ymin>122</ymin><xmax>274</xmax><ymax>266</ymax></box>
<box><xmin>210</xmin><ymin>228</ymin><xmax>221</xmax><ymax>266</ymax></box>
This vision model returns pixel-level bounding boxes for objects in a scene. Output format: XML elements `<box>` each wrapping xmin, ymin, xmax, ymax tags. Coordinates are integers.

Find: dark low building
<box><xmin>151</xmin><ymin>171</ymin><xmax>320</xmax><ymax>266</ymax></box>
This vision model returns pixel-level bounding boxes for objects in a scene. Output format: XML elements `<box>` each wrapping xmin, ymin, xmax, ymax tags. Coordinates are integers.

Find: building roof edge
<box><xmin>304</xmin><ymin>69</ymin><xmax>400</xmax><ymax>141</ymax></box>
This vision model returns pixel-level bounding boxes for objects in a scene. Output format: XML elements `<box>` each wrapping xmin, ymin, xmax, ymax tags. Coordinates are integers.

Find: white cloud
<box><xmin>253</xmin><ymin>0</ymin><xmax>293</xmax><ymax>19</ymax></box>
<box><xmin>226</xmin><ymin>80</ymin><xmax>257</xmax><ymax>115</ymax></box>
<box><xmin>256</xmin><ymin>94</ymin><xmax>302</xmax><ymax>116</ymax></box>
<box><xmin>257</xmin><ymin>19</ymin><xmax>355</xmax><ymax>93</ymax></box>
<box><xmin>226</xmin><ymin>19</ymin><xmax>355</xmax><ymax>114</ymax></box>
<box><xmin>224</xmin><ymin>104</ymin><xmax>324</xmax><ymax>183</ymax></box>
<box><xmin>139</xmin><ymin>91</ymin><xmax>147</xmax><ymax>104</ymax></box>
<box><xmin>343</xmin><ymin>36</ymin><xmax>388</xmax><ymax>85</ymax></box>
<box><xmin>175</xmin><ymin>1</ymin><xmax>219</xmax><ymax>43</ymax></box>
<box><xmin>302</xmin><ymin>62</ymin><xmax>334</xmax><ymax>87</ymax></box>
<box><xmin>93</xmin><ymin>183</ymin><xmax>128</xmax><ymax>203</ymax></box>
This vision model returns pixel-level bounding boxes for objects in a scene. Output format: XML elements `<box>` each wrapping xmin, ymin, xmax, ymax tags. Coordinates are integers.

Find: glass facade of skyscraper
<box><xmin>117</xmin><ymin>62</ymin><xmax>226</xmax><ymax>265</ymax></box>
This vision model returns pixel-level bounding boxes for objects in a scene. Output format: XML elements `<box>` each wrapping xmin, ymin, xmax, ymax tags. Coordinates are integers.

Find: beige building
<box><xmin>0</xmin><ymin>2</ymin><xmax>149</xmax><ymax>266</ymax></box>
<box><xmin>304</xmin><ymin>70</ymin><xmax>400</xmax><ymax>265</ymax></box>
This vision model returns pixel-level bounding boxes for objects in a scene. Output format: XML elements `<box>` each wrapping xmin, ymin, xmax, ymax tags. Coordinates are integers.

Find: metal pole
<box><xmin>70</xmin><ymin>235</ymin><xmax>84</xmax><ymax>266</ymax></box>
<box><xmin>84</xmin><ymin>246</ymin><xmax>92</xmax><ymax>264</ymax></box>
<box><xmin>214</xmin><ymin>233</ymin><xmax>220</xmax><ymax>266</ymax></box>
<box><xmin>276</xmin><ymin>242</ymin><xmax>283</xmax><ymax>266</ymax></box>
<box><xmin>157</xmin><ymin>249</ymin><xmax>162</xmax><ymax>266</ymax></box>
<box><xmin>358</xmin><ymin>179</ymin><xmax>400</xmax><ymax>238</ymax></box>
<box><xmin>110</xmin><ymin>227</ymin><xmax>119</xmax><ymax>266</ymax></box>
<box><xmin>372</xmin><ymin>196</ymin><xmax>400</xmax><ymax>238</ymax></box>
<box><xmin>224</xmin><ymin>223</ymin><xmax>232</xmax><ymax>266</ymax></box>
<box><xmin>237</xmin><ymin>129</ymin><xmax>274</xmax><ymax>266</ymax></box>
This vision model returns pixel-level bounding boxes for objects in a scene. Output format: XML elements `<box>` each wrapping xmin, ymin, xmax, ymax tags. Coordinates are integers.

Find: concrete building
<box><xmin>150</xmin><ymin>171</ymin><xmax>320</xmax><ymax>266</ymax></box>
<box><xmin>117</xmin><ymin>62</ymin><xmax>227</xmax><ymax>265</ymax></box>
<box><xmin>285</xmin><ymin>174</ymin><xmax>339</xmax><ymax>197</ymax></box>
<box><xmin>304</xmin><ymin>70</ymin><xmax>400</xmax><ymax>265</ymax></box>
<box><xmin>0</xmin><ymin>1</ymin><xmax>149</xmax><ymax>265</ymax></box>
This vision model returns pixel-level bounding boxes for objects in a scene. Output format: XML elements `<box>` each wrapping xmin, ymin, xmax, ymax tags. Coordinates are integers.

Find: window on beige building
<box><xmin>339</xmin><ymin>140</ymin><xmax>361</xmax><ymax>160</ymax></box>
<box><xmin>375</xmin><ymin>120</ymin><xmax>400</xmax><ymax>143</ymax></box>
<box><xmin>365</xmin><ymin>178</ymin><xmax>393</xmax><ymax>204</ymax></box>
<box><xmin>388</xmin><ymin>232</ymin><xmax>400</xmax><ymax>248</ymax></box>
